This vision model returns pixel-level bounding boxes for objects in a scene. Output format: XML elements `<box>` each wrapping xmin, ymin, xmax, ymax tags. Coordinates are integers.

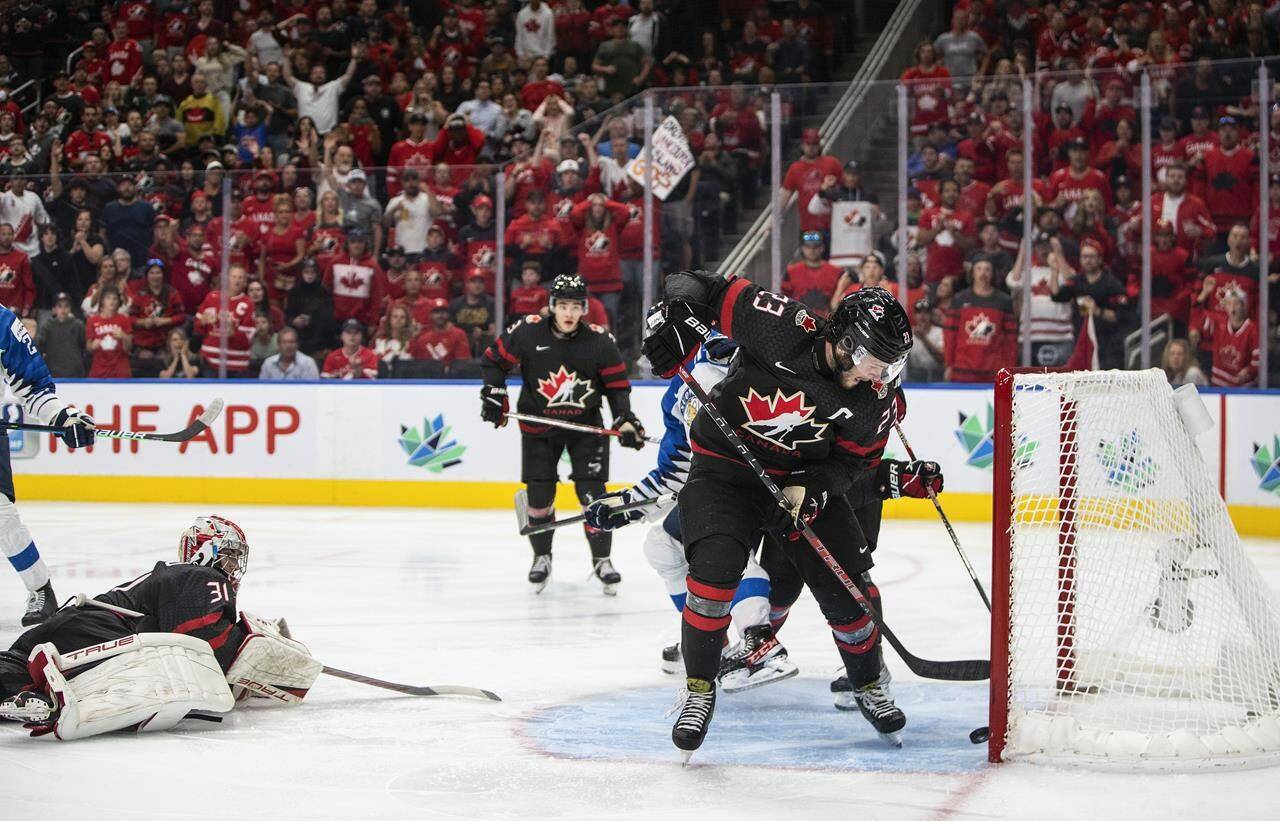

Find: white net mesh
<box><xmin>1001</xmin><ymin>369</ymin><xmax>1280</xmax><ymax>770</ymax></box>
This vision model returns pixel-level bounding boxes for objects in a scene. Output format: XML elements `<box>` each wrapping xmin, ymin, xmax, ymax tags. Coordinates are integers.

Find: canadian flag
<box><xmin>1065</xmin><ymin>313</ymin><xmax>1100</xmax><ymax>371</ymax></box>
<box><xmin>332</xmin><ymin>264</ymin><xmax>372</xmax><ymax>298</ymax></box>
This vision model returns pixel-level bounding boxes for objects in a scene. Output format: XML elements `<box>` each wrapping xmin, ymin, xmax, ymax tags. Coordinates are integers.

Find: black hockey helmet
<box><xmin>549</xmin><ymin>273</ymin><xmax>588</xmax><ymax>306</ymax></box>
<box><xmin>826</xmin><ymin>287</ymin><xmax>913</xmax><ymax>384</ymax></box>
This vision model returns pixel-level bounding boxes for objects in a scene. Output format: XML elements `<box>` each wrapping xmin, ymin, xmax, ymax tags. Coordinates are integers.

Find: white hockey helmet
<box><xmin>179</xmin><ymin>516</ymin><xmax>249</xmax><ymax>590</ymax></box>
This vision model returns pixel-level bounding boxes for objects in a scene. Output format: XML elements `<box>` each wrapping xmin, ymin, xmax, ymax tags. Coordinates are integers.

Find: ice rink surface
<box><xmin>2</xmin><ymin>502</ymin><xmax>1279</xmax><ymax>821</ymax></box>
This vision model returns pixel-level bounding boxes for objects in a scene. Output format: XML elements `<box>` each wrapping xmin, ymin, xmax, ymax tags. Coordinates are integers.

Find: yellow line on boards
<box><xmin>13</xmin><ymin>476</ymin><xmax>1280</xmax><ymax>538</ymax></box>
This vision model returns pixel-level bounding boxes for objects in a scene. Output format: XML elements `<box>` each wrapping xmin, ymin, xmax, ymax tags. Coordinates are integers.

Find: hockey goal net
<box><xmin>990</xmin><ymin>369</ymin><xmax>1280</xmax><ymax>770</ymax></box>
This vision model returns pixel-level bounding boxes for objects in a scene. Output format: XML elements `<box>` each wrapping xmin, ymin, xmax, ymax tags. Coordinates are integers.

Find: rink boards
<box><xmin>6</xmin><ymin>378</ymin><xmax>1280</xmax><ymax>537</ymax></box>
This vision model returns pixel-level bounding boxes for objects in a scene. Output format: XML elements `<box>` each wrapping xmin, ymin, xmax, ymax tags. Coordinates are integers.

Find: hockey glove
<box><xmin>584</xmin><ymin>489</ymin><xmax>647</xmax><ymax>531</ymax></box>
<box><xmin>614</xmin><ymin>410</ymin><xmax>646</xmax><ymax>450</ymax></box>
<box><xmin>480</xmin><ymin>385</ymin><xmax>508</xmax><ymax>428</ymax></box>
<box><xmin>769</xmin><ymin>471</ymin><xmax>830</xmax><ymax>540</ymax></box>
<box><xmin>52</xmin><ymin>407</ymin><xmax>95</xmax><ymax>449</ymax></box>
<box><xmin>641</xmin><ymin>301</ymin><xmax>711</xmax><ymax>378</ymax></box>
<box><xmin>877</xmin><ymin>459</ymin><xmax>944</xmax><ymax>500</ymax></box>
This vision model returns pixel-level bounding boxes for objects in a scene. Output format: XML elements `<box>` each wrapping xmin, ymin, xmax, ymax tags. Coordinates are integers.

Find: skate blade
<box><xmin>602</xmin><ymin>582</ymin><xmax>618</xmax><ymax>596</ymax></box>
<box><xmin>660</xmin><ymin>660</ymin><xmax>682</xmax><ymax>675</ymax></box>
<box><xmin>532</xmin><ymin>580</ymin><xmax>549</xmax><ymax>594</ymax></box>
<box><xmin>680</xmin><ymin>750</ymin><xmax>694</xmax><ymax>766</ymax></box>
<box><xmin>878</xmin><ymin>730</ymin><xmax>903</xmax><ymax>748</ymax></box>
<box><xmin>719</xmin><ymin>662</ymin><xmax>799</xmax><ymax>694</ymax></box>
<box><xmin>833</xmin><ymin>697</ymin><xmax>858</xmax><ymax>712</ymax></box>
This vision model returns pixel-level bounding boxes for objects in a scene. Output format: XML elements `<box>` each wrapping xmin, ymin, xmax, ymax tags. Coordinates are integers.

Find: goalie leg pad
<box><xmin>27</xmin><ymin>633</ymin><xmax>234</xmax><ymax>740</ymax></box>
<box><xmin>226</xmin><ymin>620</ymin><xmax>322</xmax><ymax>705</ymax></box>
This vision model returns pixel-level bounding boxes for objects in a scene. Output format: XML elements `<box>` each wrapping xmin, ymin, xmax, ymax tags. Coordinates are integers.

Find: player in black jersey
<box><xmin>0</xmin><ymin>516</ymin><xmax>320</xmax><ymax>740</ymax></box>
<box><xmin>643</xmin><ymin>274</ymin><xmax>921</xmax><ymax>758</ymax></box>
<box><xmin>480</xmin><ymin>274</ymin><xmax>646</xmax><ymax>594</ymax></box>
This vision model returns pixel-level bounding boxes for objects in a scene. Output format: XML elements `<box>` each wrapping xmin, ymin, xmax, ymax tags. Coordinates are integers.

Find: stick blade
<box><xmin>199</xmin><ymin>398</ymin><xmax>226</xmax><ymax>427</ymax></box>
<box><xmin>514</xmin><ymin>488</ymin><xmax>531</xmax><ymax>535</ymax></box>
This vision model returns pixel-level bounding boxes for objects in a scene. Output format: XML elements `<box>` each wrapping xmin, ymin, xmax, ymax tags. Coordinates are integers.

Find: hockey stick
<box><xmin>76</xmin><ymin>599</ymin><xmax>502</xmax><ymax>702</ymax></box>
<box><xmin>513</xmin><ymin>487</ymin><xmax>674</xmax><ymax>535</ymax></box>
<box><xmin>505</xmin><ymin>411</ymin><xmax>663</xmax><ymax>445</ymax></box>
<box><xmin>675</xmin><ymin>365</ymin><xmax>989</xmax><ymax>682</ymax></box>
<box><xmin>0</xmin><ymin>399</ymin><xmax>225</xmax><ymax>443</ymax></box>
<box><xmin>892</xmin><ymin>421</ymin><xmax>992</xmax><ymax>612</ymax></box>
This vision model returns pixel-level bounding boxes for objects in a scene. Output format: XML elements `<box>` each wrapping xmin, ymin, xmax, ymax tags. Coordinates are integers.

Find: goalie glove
<box><xmin>226</xmin><ymin>612</ymin><xmax>322</xmax><ymax>705</ymax></box>
<box><xmin>876</xmin><ymin>459</ymin><xmax>944</xmax><ymax>500</ymax></box>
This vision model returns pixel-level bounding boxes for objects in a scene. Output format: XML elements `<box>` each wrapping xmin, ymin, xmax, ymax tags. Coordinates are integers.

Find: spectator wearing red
<box><xmin>918</xmin><ymin>178</ymin><xmax>977</xmax><ymax>287</ymax></box>
<box><xmin>901</xmin><ymin>41</ymin><xmax>952</xmax><ymax>138</ymax></box>
<box><xmin>1180</xmin><ymin>106</ymin><xmax>1220</xmax><ymax>200</ymax></box>
<box><xmin>1152</xmin><ymin>117</ymin><xmax>1185</xmax><ymax>182</ymax></box>
<box><xmin>432</xmin><ymin>114</ymin><xmax>486</xmax><ymax>184</ymax></box>
<box><xmin>171</xmin><ymin>222</ymin><xmax>218</xmax><ymax>315</ymax></box>
<box><xmin>308</xmin><ymin>191</ymin><xmax>348</xmax><ymax>274</ymax></box>
<box><xmin>505</xmin><ymin>189</ymin><xmax>564</xmax><ymax>277</ymax></box>
<box><xmin>387</xmin><ymin>268</ymin><xmax>435</xmax><ymax>327</ymax></box>
<box><xmin>570</xmin><ymin>194</ymin><xmax>630</xmax><ymax>324</ymax></box>
<box><xmin>1049</xmin><ymin>137</ymin><xmax>1113</xmax><ymax>214</ymax></box>
<box><xmin>386</xmin><ymin>112</ymin><xmax>435</xmax><ymax>198</ymax></box>
<box><xmin>1200</xmin><ymin>291</ymin><xmax>1259</xmax><ymax>388</ymax></box>
<box><xmin>240</xmin><ymin>171</ymin><xmax>279</xmax><ymax>233</ymax></box>
<box><xmin>194</xmin><ymin>264</ymin><xmax>254</xmax><ymax>376</ymax></box>
<box><xmin>781</xmin><ymin>231</ymin><xmax>843</xmax><ymax>316</ymax></box>
<box><xmin>1137</xmin><ymin>162</ymin><xmax>1215</xmax><ymax>256</ymax></box>
<box><xmin>1043</xmin><ymin>103</ymin><xmax>1086</xmax><ymax>176</ymax></box>
<box><xmin>257</xmin><ymin>196</ymin><xmax>307</xmax><ymax>302</ymax></box>
<box><xmin>986</xmin><ymin>149</ymin><xmax>1051</xmax><ymax>249</ymax></box>
<box><xmin>505</xmin><ymin>134</ymin><xmax>556</xmax><ymax>217</ymax></box>
<box><xmin>428</xmin><ymin>8</ymin><xmax>477</xmax><ymax>81</ymax></box>
<box><xmin>324</xmin><ymin>231</ymin><xmax>384</xmax><ymax>330</ymax></box>
<box><xmin>956</xmin><ymin>113</ymin><xmax>999</xmax><ymax>185</ymax></box>
<box><xmin>1193</xmin><ymin>224</ymin><xmax>1261</xmax><ymax>334</ymax></box>
<box><xmin>129</xmin><ymin>261</ymin><xmax>185</xmax><ymax>357</ymax></box>
<box><xmin>781</xmin><ymin>128</ymin><xmax>845</xmax><ymax>237</ymax></box>
<box><xmin>1035</xmin><ymin>11</ymin><xmax>1080</xmax><ymax>69</ymax></box>
<box><xmin>0</xmin><ymin>222</ymin><xmax>34</xmax><ymax>316</ymax></box>
<box><xmin>106</xmin><ymin>20</ymin><xmax>144</xmax><ymax>88</ymax></box>
<box><xmin>510</xmin><ymin>261</ymin><xmax>551</xmax><ymax>316</ymax></box>
<box><xmin>85</xmin><ymin>285</ymin><xmax>132</xmax><ymax>378</ymax></box>
<box><xmin>409</xmin><ymin>299</ymin><xmax>473</xmax><ymax>366</ymax></box>
<box><xmin>709</xmin><ymin>84</ymin><xmax>764</xmax><ymax>207</ymax></box>
<box><xmin>1201</xmin><ymin>117</ymin><xmax>1258</xmax><ymax>240</ymax></box>
<box><xmin>1081</xmin><ymin>79</ymin><xmax>1136</xmax><ymax>146</ymax></box>
<box><xmin>948</xmin><ymin>157</ymin><xmax>990</xmax><ymax>217</ymax></box>
<box><xmin>942</xmin><ymin>259</ymin><xmax>1017</xmax><ymax>383</ymax></box>
<box><xmin>520</xmin><ymin>56</ymin><xmax>564</xmax><ymax>111</ymax></box>
<box><xmin>416</xmin><ymin>225</ymin><xmax>463</xmax><ymax>298</ymax></box>
<box><xmin>1093</xmin><ymin>119</ymin><xmax>1141</xmax><ymax>183</ymax></box>
<box><xmin>829</xmin><ymin>252</ymin><xmax>922</xmax><ymax>317</ymax></box>
<box><xmin>1132</xmin><ymin>220</ymin><xmax>1196</xmax><ymax>328</ymax></box>
<box><xmin>549</xmin><ymin>157</ymin><xmax>598</xmax><ymax>241</ymax></box>
<box><xmin>322</xmin><ymin>318</ymin><xmax>380</xmax><ymax>380</ymax></box>
<box><xmin>459</xmin><ymin>195</ymin><xmax>498</xmax><ymax>278</ymax></box>
<box><xmin>1251</xmin><ymin>174</ymin><xmax>1280</xmax><ymax>266</ymax></box>
<box><xmin>62</xmin><ymin>105</ymin><xmax>112</xmax><ymax>170</ymax></box>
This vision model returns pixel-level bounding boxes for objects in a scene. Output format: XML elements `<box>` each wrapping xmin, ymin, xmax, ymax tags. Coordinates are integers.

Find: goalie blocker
<box><xmin>0</xmin><ymin>516</ymin><xmax>320</xmax><ymax>739</ymax></box>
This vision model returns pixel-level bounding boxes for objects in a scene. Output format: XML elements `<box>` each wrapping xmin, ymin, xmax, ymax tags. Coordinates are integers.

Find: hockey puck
<box><xmin>969</xmin><ymin>726</ymin><xmax>990</xmax><ymax>744</ymax></box>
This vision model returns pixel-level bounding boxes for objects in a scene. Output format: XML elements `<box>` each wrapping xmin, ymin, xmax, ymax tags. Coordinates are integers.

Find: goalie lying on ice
<box><xmin>0</xmin><ymin>516</ymin><xmax>321</xmax><ymax>740</ymax></box>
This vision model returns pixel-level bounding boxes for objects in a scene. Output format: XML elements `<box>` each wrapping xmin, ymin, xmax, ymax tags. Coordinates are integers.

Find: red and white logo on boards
<box><xmin>738</xmin><ymin>388</ymin><xmax>828</xmax><ymax>451</ymax></box>
<box><xmin>537</xmin><ymin>366</ymin><xmax>595</xmax><ymax>409</ymax></box>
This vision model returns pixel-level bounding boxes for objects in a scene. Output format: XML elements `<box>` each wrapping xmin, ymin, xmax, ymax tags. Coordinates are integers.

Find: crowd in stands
<box><xmin>776</xmin><ymin>0</ymin><xmax>1280</xmax><ymax>387</ymax></box>
<box><xmin>0</xmin><ymin>0</ymin><xmax>845</xmax><ymax>379</ymax></box>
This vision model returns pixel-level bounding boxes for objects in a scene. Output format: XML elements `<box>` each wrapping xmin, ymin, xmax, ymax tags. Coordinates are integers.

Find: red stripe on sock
<box><xmin>833</xmin><ymin>627</ymin><xmax>880</xmax><ymax>655</ymax></box>
<box><xmin>683</xmin><ymin>608</ymin><xmax>732</xmax><ymax>632</ymax></box>
<box><xmin>686</xmin><ymin>577</ymin><xmax>736</xmax><ymax>602</ymax></box>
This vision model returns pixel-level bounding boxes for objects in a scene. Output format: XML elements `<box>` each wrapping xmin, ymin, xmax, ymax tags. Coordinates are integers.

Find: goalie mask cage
<box><xmin>989</xmin><ymin>369</ymin><xmax>1280</xmax><ymax>770</ymax></box>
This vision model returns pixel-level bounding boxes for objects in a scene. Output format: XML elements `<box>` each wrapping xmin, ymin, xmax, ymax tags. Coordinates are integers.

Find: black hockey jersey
<box><xmin>96</xmin><ymin>562</ymin><xmax>247</xmax><ymax>672</ymax></box>
<box><xmin>481</xmin><ymin>315</ymin><xmax>632</xmax><ymax>435</ymax></box>
<box><xmin>666</xmin><ymin>272</ymin><xmax>900</xmax><ymax>497</ymax></box>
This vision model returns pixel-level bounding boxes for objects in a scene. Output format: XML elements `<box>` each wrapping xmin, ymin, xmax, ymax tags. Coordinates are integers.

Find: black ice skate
<box><xmin>717</xmin><ymin>624</ymin><xmax>799</xmax><ymax>693</ymax></box>
<box><xmin>21</xmin><ymin>581</ymin><xmax>56</xmax><ymax>626</ymax></box>
<box><xmin>588</xmin><ymin>558</ymin><xmax>620</xmax><ymax>596</ymax></box>
<box><xmin>528</xmin><ymin>555</ymin><xmax>552</xmax><ymax>593</ymax></box>
<box><xmin>669</xmin><ymin>677</ymin><xmax>716</xmax><ymax>764</ymax></box>
<box><xmin>661</xmin><ymin>642</ymin><xmax>682</xmax><ymax>674</ymax></box>
<box><xmin>0</xmin><ymin>690</ymin><xmax>54</xmax><ymax>724</ymax></box>
<box><xmin>832</xmin><ymin>660</ymin><xmax>892</xmax><ymax>711</ymax></box>
<box><xmin>851</xmin><ymin>676</ymin><xmax>906</xmax><ymax>748</ymax></box>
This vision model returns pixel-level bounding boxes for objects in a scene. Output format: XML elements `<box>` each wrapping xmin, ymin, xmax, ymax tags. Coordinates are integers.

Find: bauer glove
<box><xmin>614</xmin><ymin>410</ymin><xmax>646</xmax><ymax>450</ymax></box>
<box><xmin>584</xmin><ymin>489</ymin><xmax>647</xmax><ymax>532</ymax></box>
<box><xmin>53</xmin><ymin>407</ymin><xmax>95</xmax><ymax>449</ymax></box>
<box><xmin>877</xmin><ymin>459</ymin><xmax>944</xmax><ymax>500</ymax></box>
<box><xmin>641</xmin><ymin>300</ymin><xmax>711</xmax><ymax>378</ymax></box>
<box><xmin>480</xmin><ymin>385</ymin><xmax>508</xmax><ymax>428</ymax></box>
<box><xmin>769</xmin><ymin>470</ymin><xmax>830</xmax><ymax>540</ymax></box>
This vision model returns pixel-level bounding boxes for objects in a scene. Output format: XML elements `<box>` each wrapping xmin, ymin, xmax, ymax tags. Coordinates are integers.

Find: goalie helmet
<box><xmin>826</xmin><ymin>287</ymin><xmax>913</xmax><ymax>385</ymax></box>
<box><xmin>179</xmin><ymin>516</ymin><xmax>249</xmax><ymax>590</ymax></box>
<box><xmin>549</xmin><ymin>273</ymin><xmax>588</xmax><ymax>307</ymax></box>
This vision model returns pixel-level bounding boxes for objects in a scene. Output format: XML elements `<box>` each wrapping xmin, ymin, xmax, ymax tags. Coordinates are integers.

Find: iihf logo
<box><xmin>955</xmin><ymin>403</ymin><xmax>1037</xmax><ymax>470</ymax></box>
<box><xmin>1251</xmin><ymin>436</ymin><xmax>1280</xmax><ymax>496</ymax></box>
<box><xmin>537</xmin><ymin>366</ymin><xmax>595</xmax><ymax>409</ymax></box>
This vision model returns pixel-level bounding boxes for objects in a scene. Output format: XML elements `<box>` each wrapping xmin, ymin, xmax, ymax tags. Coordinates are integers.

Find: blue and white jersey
<box><xmin>630</xmin><ymin>337</ymin><xmax>734</xmax><ymax>507</ymax></box>
<box><xmin>0</xmin><ymin>304</ymin><xmax>66</xmax><ymax>425</ymax></box>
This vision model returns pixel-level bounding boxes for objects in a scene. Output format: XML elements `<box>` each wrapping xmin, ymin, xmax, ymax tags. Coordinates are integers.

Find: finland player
<box><xmin>0</xmin><ymin>516</ymin><xmax>322</xmax><ymax>740</ymax></box>
<box><xmin>1</xmin><ymin>303</ymin><xmax>95</xmax><ymax>624</ymax></box>
<box><xmin>480</xmin><ymin>274</ymin><xmax>646</xmax><ymax>593</ymax></box>
<box><xmin>584</xmin><ymin>334</ymin><xmax>799</xmax><ymax>692</ymax></box>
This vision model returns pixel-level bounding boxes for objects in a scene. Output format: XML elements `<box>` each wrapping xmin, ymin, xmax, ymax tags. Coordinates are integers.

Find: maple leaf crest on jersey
<box><xmin>537</xmin><ymin>365</ymin><xmax>596</xmax><ymax>408</ymax></box>
<box><xmin>738</xmin><ymin>387</ymin><xmax>829</xmax><ymax>451</ymax></box>
<box><xmin>470</xmin><ymin>246</ymin><xmax>496</xmax><ymax>269</ymax></box>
